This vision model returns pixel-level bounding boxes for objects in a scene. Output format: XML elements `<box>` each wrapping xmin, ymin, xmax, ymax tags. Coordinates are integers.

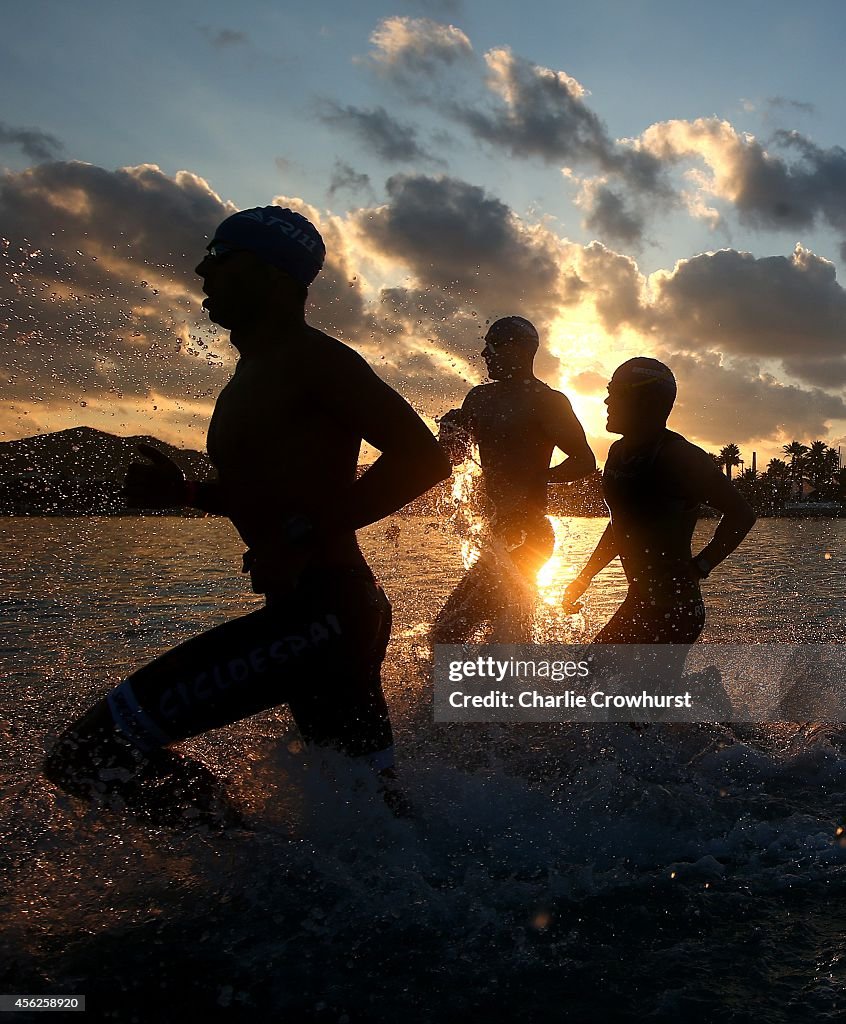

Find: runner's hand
<box><xmin>562</xmin><ymin>575</ymin><xmax>589</xmax><ymax>614</ymax></box>
<box><xmin>124</xmin><ymin>443</ymin><xmax>187</xmax><ymax>508</ymax></box>
<box><xmin>438</xmin><ymin>409</ymin><xmax>470</xmax><ymax>464</ymax></box>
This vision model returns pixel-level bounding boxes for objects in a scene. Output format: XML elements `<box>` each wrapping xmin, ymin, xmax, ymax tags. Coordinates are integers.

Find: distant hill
<box><xmin>0</xmin><ymin>426</ymin><xmax>213</xmax><ymax>482</ymax></box>
<box><xmin>0</xmin><ymin>426</ymin><xmax>214</xmax><ymax>515</ymax></box>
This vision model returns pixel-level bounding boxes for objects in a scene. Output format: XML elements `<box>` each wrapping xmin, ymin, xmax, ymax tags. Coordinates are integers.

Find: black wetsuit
<box><xmin>595</xmin><ymin>429</ymin><xmax>705</xmax><ymax>645</ymax></box>
<box><xmin>51</xmin><ymin>566</ymin><xmax>396</xmax><ymax>780</ymax></box>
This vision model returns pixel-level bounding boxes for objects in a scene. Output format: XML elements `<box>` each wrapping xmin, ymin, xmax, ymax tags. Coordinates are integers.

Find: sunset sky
<box><xmin>3</xmin><ymin>0</ymin><xmax>846</xmax><ymax>465</ymax></box>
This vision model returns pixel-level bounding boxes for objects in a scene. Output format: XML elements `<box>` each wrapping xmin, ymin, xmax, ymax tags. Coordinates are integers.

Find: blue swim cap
<box><xmin>212</xmin><ymin>206</ymin><xmax>326</xmax><ymax>285</ymax></box>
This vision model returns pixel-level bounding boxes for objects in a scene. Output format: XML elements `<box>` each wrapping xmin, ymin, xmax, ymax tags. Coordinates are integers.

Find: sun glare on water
<box><xmin>535</xmin><ymin>516</ymin><xmax>575</xmax><ymax>605</ymax></box>
<box><xmin>449</xmin><ymin>450</ymin><xmax>485</xmax><ymax>570</ymax></box>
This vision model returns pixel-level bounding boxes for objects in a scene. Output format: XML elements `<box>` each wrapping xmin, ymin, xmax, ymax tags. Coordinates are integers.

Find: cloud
<box><xmin>365</xmin><ymin>26</ymin><xmax>669</xmax><ymax>242</ymax></box>
<box><xmin>0</xmin><ymin>161</ymin><xmax>237</xmax><ymax>443</ymax></box>
<box><xmin>327</xmin><ymin>161</ymin><xmax>373</xmax><ymax>200</ymax></box>
<box><xmin>199</xmin><ymin>26</ymin><xmax>248</xmax><ymax>48</ymax></box>
<box><xmin>649</xmin><ymin>245</ymin><xmax>846</xmax><ymax>386</ymax></box>
<box><xmin>4</xmin><ymin>159</ymin><xmax>846</xmax><ymax>458</ymax></box>
<box><xmin>357</xmin><ymin>173</ymin><xmax>563</xmax><ymax>309</ymax></box>
<box><xmin>569</xmin><ymin>370</ymin><xmax>608</xmax><ymax>394</ymax></box>
<box><xmin>637</xmin><ymin>117</ymin><xmax>846</xmax><ymax>239</ymax></box>
<box><xmin>0</xmin><ymin>122</ymin><xmax>64</xmax><ymax>162</ymax></box>
<box><xmin>368</xmin><ymin>16</ymin><xmax>473</xmax><ymax>81</ymax></box>
<box><xmin>452</xmin><ymin>48</ymin><xmax>606</xmax><ymax>165</ymax></box>
<box><xmin>581</xmin><ymin>184</ymin><xmax>646</xmax><ymax>247</ymax></box>
<box><xmin>765</xmin><ymin>97</ymin><xmax>816</xmax><ymax>118</ymax></box>
<box><xmin>661</xmin><ymin>350</ymin><xmax>846</xmax><ymax>446</ymax></box>
<box><xmin>317</xmin><ymin>102</ymin><xmax>439</xmax><ymax>164</ymax></box>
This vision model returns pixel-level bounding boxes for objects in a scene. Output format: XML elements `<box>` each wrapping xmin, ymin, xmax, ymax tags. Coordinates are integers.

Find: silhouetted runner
<box><xmin>564</xmin><ymin>358</ymin><xmax>756</xmax><ymax>711</ymax></box>
<box><xmin>44</xmin><ymin>206</ymin><xmax>450</xmax><ymax>822</ymax></box>
<box><xmin>433</xmin><ymin>316</ymin><xmax>595</xmax><ymax>643</ymax></box>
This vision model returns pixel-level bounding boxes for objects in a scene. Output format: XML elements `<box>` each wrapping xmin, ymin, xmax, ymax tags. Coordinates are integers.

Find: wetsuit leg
<box><xmin>44</xmin><ymin>570</ymin><xmax>395</xmax><ymax>797</ymax></box>
<box><xmin>431</xmin><ymin>557</ymin><xmax>503</xmax><ymax>644</ymax></box>
<box><xmin>592</xmin><ymin>590</ymin><xmax>706</xmax><ymax>645</ymax></box>
<box><xmin>585</xmin><ymin>590</ymin><xmax>706</xmax><ymax>718</ymax></box>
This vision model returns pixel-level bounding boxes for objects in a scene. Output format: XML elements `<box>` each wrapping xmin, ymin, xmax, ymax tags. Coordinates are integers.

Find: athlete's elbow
<box><xmin>576</xmin><ymin>449</ymin><xmax>597</xmax><ymax>477</ymax></box>
<box><xmin>730</xmin><ymin>504</ymin><xmax>757</xmax><ymax>538</ymax></box>
<box><xmin>416</xmin><ymin>440</ymin><xmax>452</xmax><ymax>485</ymax></box>
<box><xmin>428</xmin><ymin>447</ymin><xmax>453</xmax><ymax>486</ymax></box>
<box><xmin>562</xmin><ymin>449</ymin><xmax>596</xmax><ymax>481</ymax></box>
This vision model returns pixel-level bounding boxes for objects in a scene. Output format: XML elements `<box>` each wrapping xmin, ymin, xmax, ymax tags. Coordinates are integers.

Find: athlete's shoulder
<box><xmin>464</xmin><ymin>383</ymin><xmax>489</xmax><ymax>402</ymax></box>
<box><xmin>661</xmin><ymin>431</ymin><xmax>719</xmax><ymax>473</ymax></box>
<box><xmin>605</xmin><ymin>438</ymin><xmax>624</xmax><ymax>463</ymax></box>
<box><xmin>300</xmin><ymin>326</ymin><xmax>377</xmax><ymax>380</ymax></box>
<box><xmin>461</xmin><ymin>382</ymin><xmax>493</xmax><ymax>415</ymax></box>
<box><xmin>544</xmin><ymin>385</ymin><xmax>577</xmax><ymax>414</ymax></box>
<box><xmin>664</xmin><ymin>430</ymin><xmax>705</xmax><ymax>457</ymax></box>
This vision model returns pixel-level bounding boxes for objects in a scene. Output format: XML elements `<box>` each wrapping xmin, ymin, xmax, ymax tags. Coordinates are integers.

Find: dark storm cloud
<box><xmin>317</xmin><ymin>102</ymin><xmax>438</xmax><ymax>164</ymax></box>
<box><xmin>650</xmin><ymin>246</ymin><xmax>846</xmax><ymax>386</ymax></box>
<box><xmin>0</xmin><ymin>122</ymin><xmax>64</xmax><ymax>162</ymax></box>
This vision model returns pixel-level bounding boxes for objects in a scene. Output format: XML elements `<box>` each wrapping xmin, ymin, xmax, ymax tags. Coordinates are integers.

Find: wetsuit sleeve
<box><xmin>546</xmin><ymin>392</ymin><xmax>596</xmax><ymax>484</ymax></box>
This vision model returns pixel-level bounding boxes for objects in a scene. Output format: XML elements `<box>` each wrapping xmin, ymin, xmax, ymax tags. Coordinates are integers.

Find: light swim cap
<box><xmin>486</xmin><ymin>316</ymin><xmax>540</xmax><ymax>350</ymax></box>
<box><xmin>212</xmin><ymin>206</ymin><xmax>326</xmax><ymax>285</ymax></box>
<box><xmin>612</xmin><ymin>357</ymin><xmax>677</xmax><ymax>400</ymax></box>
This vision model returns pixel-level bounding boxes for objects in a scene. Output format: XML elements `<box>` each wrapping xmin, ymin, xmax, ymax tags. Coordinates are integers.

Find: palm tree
<box><xmin>765</xmin><ymin>458</ymin><xmax>789</xmax><ymax>480</ymax></box>
<box><xmin>806</xmin><ymin>440</ymin><xmax>829</xmax><ymax>487</ymax></box>
<box><xmin>719</xmin><ymin>443</ymin><xmax>742</xmax><ymax>480</ymax></box>
<box><xmin>822</xmin><ymin>446</ymin><xmax>840</xmax><ymax>486</ymax></box>
<box><xmin>782</xmin><ymin>441</ymin><xmax>809</xmax><ymax>486</ymax></box>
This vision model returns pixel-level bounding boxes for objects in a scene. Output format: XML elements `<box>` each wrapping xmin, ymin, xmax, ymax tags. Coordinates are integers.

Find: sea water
<box><xmin>1</xmin><ymin>516</ymin><xmax>845</xmax><ymax>1022</ymax></box>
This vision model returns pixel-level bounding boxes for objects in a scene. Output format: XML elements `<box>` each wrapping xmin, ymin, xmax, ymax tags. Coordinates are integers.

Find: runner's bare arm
<box><xmin>673</xmin><ymin>445</ymin><xmax>756</xmax><ymax>575</ymax></box>
<box><xmin>566</xmin><ymin>521</ymin><xmax>619</xmax><ymax>598</ymax></box>
<box><xmin>546</xmin><ymin>393</ymin><xmax>596</xmax><ymax>483</ymax></box>
<box><xmin>315</xmin><ymin>351</ymin><xmax>452</xmax><ymax>533</ymax></box>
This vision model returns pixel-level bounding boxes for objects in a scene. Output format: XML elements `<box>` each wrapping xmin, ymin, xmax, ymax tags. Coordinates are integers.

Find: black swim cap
<box><xmin>611</xmin><ymin>357</ymin><xmax>677</xmax><ymax>401</ymax></box>
<box><xmin>212</xmin><ymin>206</ymin><xmax>326</xmax><ymax>285</ymax></box>
<box><xmin>486</xmin><ymin>316</ymin><xmax>540</xmax><ymax>350</ymax></box>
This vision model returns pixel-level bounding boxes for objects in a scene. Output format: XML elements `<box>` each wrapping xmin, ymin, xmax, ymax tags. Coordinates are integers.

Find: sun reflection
<box><xmin>535</xmin><ymin>516</ymin><xmax>575</xmax><ymax>605</ymax></box>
